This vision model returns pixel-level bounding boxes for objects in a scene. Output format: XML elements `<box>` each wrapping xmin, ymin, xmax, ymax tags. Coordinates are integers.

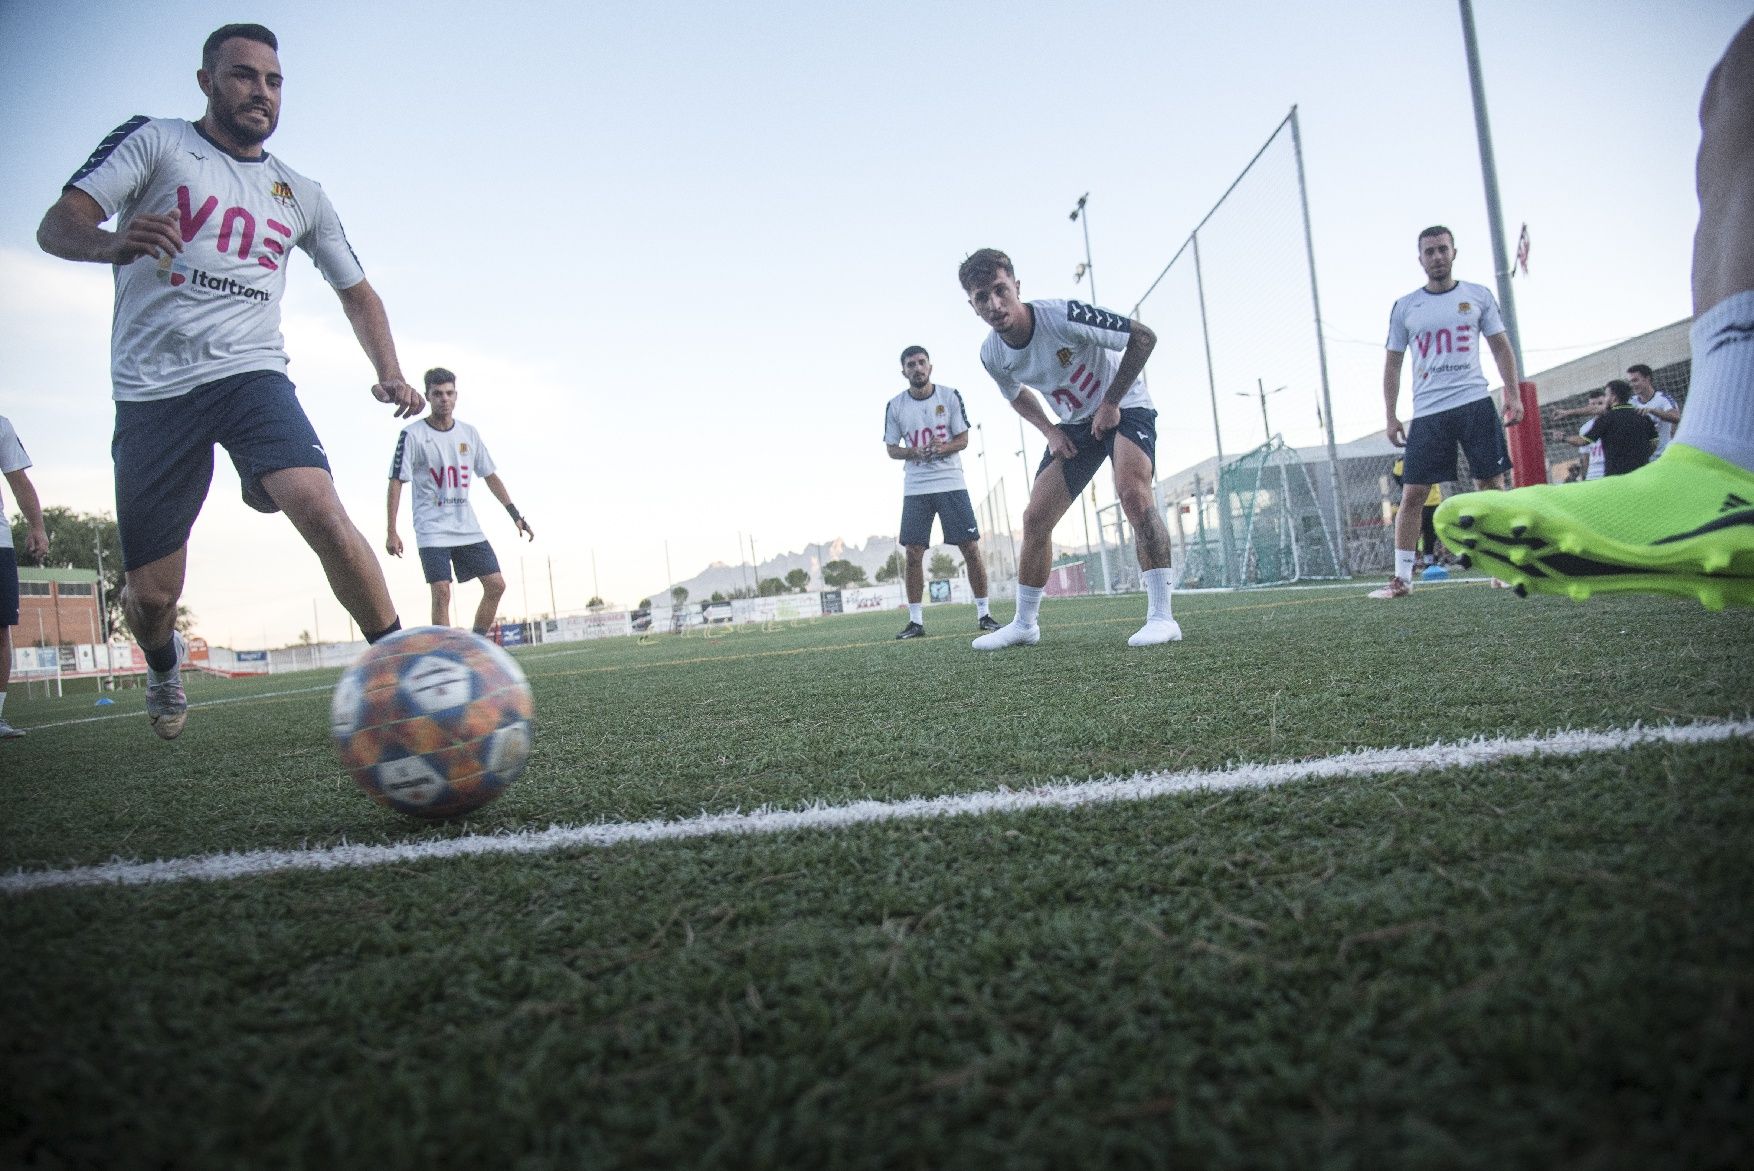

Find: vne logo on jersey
<box><xmin>1066</xmin><ymin>301</ymin><xmax>1131</xmax><ymax>334</ymax></box>
<box><xmin>174</xmin><ymin>184</ymin><xmax>295</xmax><ymax>273</ymax></box>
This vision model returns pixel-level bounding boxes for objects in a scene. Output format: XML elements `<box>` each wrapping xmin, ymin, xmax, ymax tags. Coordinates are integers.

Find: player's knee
<box><xmin>430</xmin><ymin>581</ymin><xmax>452</xmax><ymax>603</ymax></box>
<box><xmin>904</xmin><ymin>545</ymin><xmax>926</xmax><ymax>563</ymax></box>
<box><xmin>481</xmin><ymin>574</ymin><xmax>506</xmax><ymax>600</ymax></box>
<box><xmin>125</xmin><ymin>576</ymin><xmax>180</xmax><ymax>619</ymax></box>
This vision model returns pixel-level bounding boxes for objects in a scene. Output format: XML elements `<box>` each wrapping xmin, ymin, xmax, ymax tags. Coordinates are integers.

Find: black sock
<box><xmin>472</xmin><ymin>627</ymin><xmax>490</xmax><ymax>636</ymax></box>
<box><xmin>144</xmin><ymin>639</ymin><xmax>178</xmax><ymax>674</ymax></box>
<box><xmin>365</xmin><ymin>618</ymin><xmax>403</xmax><ymax>645</ymax></box>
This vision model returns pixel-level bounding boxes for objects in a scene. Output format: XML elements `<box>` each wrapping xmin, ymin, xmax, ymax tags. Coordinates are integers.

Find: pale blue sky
<box><xmin>1</xmin><ymin>0</ymin><xmax>1746</xmax><ymax>646</ymax></box>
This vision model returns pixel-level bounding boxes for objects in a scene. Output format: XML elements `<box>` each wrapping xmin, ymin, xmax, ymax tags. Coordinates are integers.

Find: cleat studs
<box><xmin>1559</xmin><ymin>536</ymin><xmax>1583</xmax><ymax>555</ymax></box>
<box><xmin>1457</xmin><ymin>554</ymin><xmax>1473</xmax><ymax>569</ymax></box>
<box><xmin>1700</xmin><ymin>587</ymin><xmax>1727</xmax><ymax>612</ymax></box>
<box><xmin>1510</xmin><ymin>524</ymin><xmax>1528</xmax><ymax>539</ymax></box>
<box><xmin>1567</xmin><ymin>584</ymin><xmax>1591</xmax><ymax>602</ymax></box>
<box><xmin>1461</xmin><ymin>538</ymin><xmax>1478</xmax><ymax>550</ymax></box>
<box><xmin>1508</xmin><ymin>547</ymin><xmax>1531</xmax><ymax>565</ymax></box>
<box><xmin>1513</xmin><ymin>583</ymin><xmax>1528</xmax><ymax>598</ymax></box>
<box><xmin>1456</xmin><ymin>515</ymin><xmax>1475</xmax><ymax>529</ymax></box>
<box><xmin>1702</xmin><ymin>551</ymin><xmax>1731</xmax><ymax>573</ymax></box>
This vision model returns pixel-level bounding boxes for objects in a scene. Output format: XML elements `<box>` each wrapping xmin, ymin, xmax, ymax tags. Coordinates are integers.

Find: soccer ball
<box><xmin>330</xmin><ymin>627</ymin><xmax>534</xmax><ymax>819</ymax></box>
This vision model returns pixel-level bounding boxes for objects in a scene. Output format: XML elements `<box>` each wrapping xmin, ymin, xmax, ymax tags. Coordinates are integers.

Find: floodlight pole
<box><xmin>1458</xmin><ymin>0</ymin><xmax>1525</xmax><ymax>377</ymax></box>
<box><xmin>1289</xmin><ymin>105</ymin><xmax>1349</xmax><ymax>573</ymax></box>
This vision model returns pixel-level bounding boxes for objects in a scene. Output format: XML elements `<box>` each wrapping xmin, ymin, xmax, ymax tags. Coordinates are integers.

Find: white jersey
<box><xmin>1583</xmin><ymin>434</ymin><xmax>1605</xmax><ymax>480</ymax></box>
<box><xmin>68</xmin><ymin>116</ymin><xmax>367</xmax><ymax>402</ymax></box>
<box><xmin>979</xmin><ymin>299</ymin><xmax>1151</xmax><ymax>424</ymax></box>
<box><xmin>883</xmin><ymin>384</ymin><xmax>971</xmax><ymax>495</ymax></box>
<box><xmin>1637</xmin><ymin>390</ymin><xmax>1679</xmax><ymax>457</ymax></box>
<box><xmin>0</xmin><ymin>416</ymin><xmax>30</xmax><ymax>551</ymax></box>
<box><xmin>390</xmin><ymin>419</ymin><xmax>498</xmax><ymax>547</ymax></box>
<box><xmin>1385</xmin><ymin>280</ymin><xmax>1506</xmax><ymax>417</ymax></box>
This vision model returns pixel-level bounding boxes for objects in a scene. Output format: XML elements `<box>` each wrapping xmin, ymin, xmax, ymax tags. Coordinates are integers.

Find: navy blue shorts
<box><xmin>1039</xmin><ymin>407</ymin><xmax>1158</xmax><ymax>497</ymax></box>
<box><xmin>111</xmin><ymin>371</ymin><xmax>330</xmax><ymax>571</ymax></box>
<box><xmin>1402</xmin><ymin>397</ymin><xmax>1512</xmax><ymax>485</ymax></box>
<box><xmin>900</xmin><ymin>490</ymin><xmax>980</xmax><ymax>548</ymax></box>
<box><xmin>419</xmin><ymin>540</ymin><xmax>501</xmax><ymax>584</ymax></box>
<box><xmin>0</xmin><ymin>547</ymin><xmax>17</xmax><ymax>627</ymax></box>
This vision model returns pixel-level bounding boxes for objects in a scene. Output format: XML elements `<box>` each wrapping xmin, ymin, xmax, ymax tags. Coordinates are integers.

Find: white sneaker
<box><xmin>0</xmin><ymin>718</ymin><xmax>24</xmax><ymax>740</ymax></box>
<box><xmin>145</xmin><ymin>631</ymin><xmax>189</xmax><ymax>741</ymax></box>
<box><xmin>1127</xmin><ymin>618</ymin><xmax>1183</xmax><ymax>646</ymax></box>
<box><xmin>972</xmin><ymin>621</ymin><xmax>1040</xmax><ymax>650</ymax></box>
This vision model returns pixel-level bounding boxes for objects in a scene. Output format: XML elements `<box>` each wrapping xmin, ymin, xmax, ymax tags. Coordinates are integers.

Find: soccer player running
<box><xmin>959</xmin><ymin>249</ymin><xmax>1179</xmax><ymax>649</ymax></box>
<box><xmin>0</xmin><ymin>416</ymin><xmax>51</xmax><ymax>740</ymax></box>
<box><xmin>883</xmin><ymin>346</ymin><xmax>1000</xmax><ymax>639</ymax></box>
<box><xmin>1436</xmin><ymin>15</ymin><xmax>1754</xmax><ymax>609</ymax></box>
<box><xmin>387</xmin><ymin>368</ymin><xmax>534</xmax><ymax>635</ymax></box>
<box><xmin>1374</xmin><ymin>226</ymin><xmax>1525</xmax><ymax>599</ymax></box>
<box><xmin>35</xmin><ymin>24</ymin><xmax>424</xmax><ymax>739</ymax></box>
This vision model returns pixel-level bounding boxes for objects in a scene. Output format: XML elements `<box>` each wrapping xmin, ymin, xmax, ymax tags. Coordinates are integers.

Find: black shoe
<box><xmin>895</xmin><ymin>622</ymin><xmax>926</xmax><ymax>640</ymax></box>
<box><xmin>977</xmin><ymin>614</ymin><xmax>1002</xmax><ymax>632</ymax></box>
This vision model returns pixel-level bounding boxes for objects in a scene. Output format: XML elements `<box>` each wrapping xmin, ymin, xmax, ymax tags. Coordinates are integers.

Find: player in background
<box><xmin>1553</xmin><ymin>388</ymin><xmax>1610</xmax><ymax>481</ymax></box>
<box><xmin>958</xmin><ymin>249</ymin><xmax>1178</xmax><ymax>649</ymax></box>
<box><xmin>1</xmin><ymin>417</ymin><xmax>51</xmax><ymax>740</ymax></box>
<box><xmin>35</xmin><ymin>23</ymin><xmax>422</xmax><ymax>740</ymax></box>
<box><xmin>387</xmin><ymin>368</ymin><xmax>533</xmax><ymax>635</ymax></box>
<box><xmin>1436</xmin><ymin>15</ymin><xmax>1754</xmax><ymax>609</ymax></box>
<box><xmin>1626</xmin><ymin>363</ymin><xmax>1681</xmax><ymax>458</ymax></box>
<box><xmin>1374</xmin><ymin>226</ymin><xmax>1525</xmax><ymax>599</ymax></box>
<box><xmin>883</xmin><ymin>345</ymin><xmax>1000</xmax><ymax>639</ymax></box>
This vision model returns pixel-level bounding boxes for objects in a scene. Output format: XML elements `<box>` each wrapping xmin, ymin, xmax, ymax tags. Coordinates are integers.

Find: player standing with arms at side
<box><xmin>1437</xmin><ymin>15</ymin><xmax>1754</xmax><ymax>608</ymax></box>
<box><xmin>1374</xmin><ymin>226</ymin><xmax>1525</xmax><ymax>599</ymax></box>
<box><xmin>36</xmin><ymin>24</ymin><xmax>422</xmax><ymax>740</ymax></box>
<box><xmin>959</xmin><ymin>249</ymin><xmax>1178</xmax><ymax>649</ymax></box>
<box><xmin>0</xmin><ymin>417</ymin><xmax>51</xmax><ymax>740</ymax></box>
<box><xmin>883</xmin><ymin>345</ymin><xmax>1000</xmax><ymax>639</ymax></box>
<box><xmin>387</xmin><ymin>368</ymin><xmax>534</xmax><ymax>635</ymax></box>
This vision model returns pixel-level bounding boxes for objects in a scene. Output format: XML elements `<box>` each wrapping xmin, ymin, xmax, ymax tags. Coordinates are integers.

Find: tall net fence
<box><xmin>1127</xmin><ymin>108</ymin><xmax>1351</xmax><ymax>589</ymax></box>
<box><xmin>974</xmin><ymin>479</ymin><xmax>1020</xmax><ymax>596</ymax></box>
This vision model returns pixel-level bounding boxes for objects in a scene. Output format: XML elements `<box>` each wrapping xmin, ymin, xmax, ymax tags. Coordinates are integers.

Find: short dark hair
<box><xmin>1605</xmin><ymin>378</ymin><xmax>1633</xmax><ymax>404</ymax></box>
<box><xmin>1417</xmin><ymin>225</ymin><xmax>1454</xmax><ymax>246</ymax></box>
<box><xmin>1586</xmin><ymin>387</ymin><xmax>1608</xmax><ymax>399</ymax></box>
<box><xmin>958</xmin><ymin>248</ymin><xmax>1015</xmax><ymax>292</ymax></box>
<box><xmin>423</xmin><ymin>367</ymin><xmax>457</xmax><ymax>389</ymax></box>
<box><xmin>202</xmin><ymin>24</ymin><xmax>278</xmax><ymax>72</ymax></box>
<box><xmin>900</xmin><ymin>345</ymin><xmax>928</xmax><ymax>365</ymax></box>
<box><xmin>1627</xmin><ymin>363</ymin><xmax>1654</xmax><ymax>380</ymax></box>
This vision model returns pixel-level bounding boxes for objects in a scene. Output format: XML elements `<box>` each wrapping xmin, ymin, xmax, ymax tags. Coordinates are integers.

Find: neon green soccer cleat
<box><xmin>1433</xmin><ymin>443</ymin><xmax>1754</xmax><ymax>610</ymax></box>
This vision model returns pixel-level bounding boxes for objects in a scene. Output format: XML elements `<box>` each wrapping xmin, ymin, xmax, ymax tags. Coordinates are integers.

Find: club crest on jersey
<box><xmin>269</xmin><ymin>180</ymin><xmax>296</xmax><ymax>206</ymax></box>
<box><xmin>1056</xmin><ymin>347</ymin><xmax>1074</xmax><ymax>368</ymax></box>
<box><xmin>1458</xmin><ymin>302</ymin><xmax>1472</xmax><ymax>314</ymax></box>
<box><xmin>934</xmin><ymin>404</ymin><xmax>946</xmax><ymax>416</ymax></box>
<box><xmin>458</xmin><ymin>443</ymin><xmax>470</xmax><ymax>454</ymax></box>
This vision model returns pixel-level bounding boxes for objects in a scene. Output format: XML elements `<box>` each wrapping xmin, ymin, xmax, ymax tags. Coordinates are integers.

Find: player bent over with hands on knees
<box><xmin>960</xmin><ymin>248</ymin><xmax>1179</xmax><ymax>649</ymax></box>
<box><xmin>387</xmin><ymin>368</ymin><xmax>534</xmax><ymax>636</ymax></box>
<box><xmin>35</xmin><ymin>22</ymin><xmax>423</xmax><ymax>740</ymax></box>
<box><xmin>1374</xmin><ymin>225</ymin><xmax>1524</xmax><ymax>599</ymax></box>
<box><xmin>1435</xmin><ymin>14</ymin><xmax>1754</xmax><ymax>610</ymax></box>
<box><xmin>883</xmin><ymin>345</ymin><xmax>1000</xmax><ymax>639</ymax></box>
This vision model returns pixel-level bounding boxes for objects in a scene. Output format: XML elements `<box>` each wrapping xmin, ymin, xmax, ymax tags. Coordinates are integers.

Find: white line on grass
<box><xmin>6</xmin><ymin>719</ymin><xmax>1750</xmax><ymax>894</ymax></box>
<box><xmin>25</xmin><ymin>683</ymin><xmax>337</xmax><ymax>731</ymax></box>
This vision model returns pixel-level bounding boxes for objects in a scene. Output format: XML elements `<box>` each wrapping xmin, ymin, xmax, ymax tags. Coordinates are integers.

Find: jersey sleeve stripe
<box><xmin>65</xmin><ymin>116</ymin><xmax>151</xmax><ymax>190</ymax></box>
<box><xmin>951</xmin><ymin>387</ymin><xmax>972</xmax><ymax>427</ymax></box>
<box><xmin>389</xmin><ymin>431</ymin><xmax>407</xmax><ymax>479</ymax></box>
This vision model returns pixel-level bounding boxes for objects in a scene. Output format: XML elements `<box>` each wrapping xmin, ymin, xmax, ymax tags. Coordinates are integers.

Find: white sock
<box><xmin>0</xmin><ymin>691</ymin><xmax>7</xmax><ymax>717</ymax></box>
<box><xmin>975</xmin><ymin>597</ymin><xmax>990</xmax><ymax>618</ymax></box>
<box><xmin>1141</xmin><ymin>568</ymin><xmax>1173</xmax><ymax>621</ymax></box>
<box><xmin>1015</xmin><ymin>585</ymin><xmax>1044</xmax><ymax>627</ymax></box>
<box><xmin>1674</xmin><ymin>291</ymin><xmax>1754</xmax><ymax>472</ymax></box>
<box><xmin>908</xmin><ymin>603</ymin><xmax>923</xmax><ymax>624</ymax></box>
<box><xmin>1395</xmin><ymin>549</ymin><xmax>1417</xmax><ymax>584</ymax></box>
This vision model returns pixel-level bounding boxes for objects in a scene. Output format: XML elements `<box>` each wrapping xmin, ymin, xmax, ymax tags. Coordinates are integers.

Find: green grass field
<box><xmin>4</xmin><ymin>582</ymin><xmax>1752</xmax><ymax>1169</ymax></box>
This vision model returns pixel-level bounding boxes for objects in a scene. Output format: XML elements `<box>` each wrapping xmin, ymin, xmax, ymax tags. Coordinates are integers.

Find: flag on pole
<box><xmin>1515</xmin><ymin>223</ymin><xmax>1530</xmax><ymax>276</ymax></box>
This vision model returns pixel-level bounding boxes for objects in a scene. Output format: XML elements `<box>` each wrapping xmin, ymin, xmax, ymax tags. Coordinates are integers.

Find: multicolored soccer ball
<box><xmin>330</xmin><ymin>627</ymin><xmax>534</xmax><ymax>818</ymax></box>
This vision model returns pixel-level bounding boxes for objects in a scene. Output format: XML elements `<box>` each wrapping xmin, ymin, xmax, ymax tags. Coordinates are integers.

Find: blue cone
<box><xmin>95</xmin><ymin>696</ymin><xmax>116</xmax><ymax>706</ymax></box>
<box><xmin>1420</xmin><ymin>564</ymin><xmax>1450</xmax><ymax>582</ymax></box>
